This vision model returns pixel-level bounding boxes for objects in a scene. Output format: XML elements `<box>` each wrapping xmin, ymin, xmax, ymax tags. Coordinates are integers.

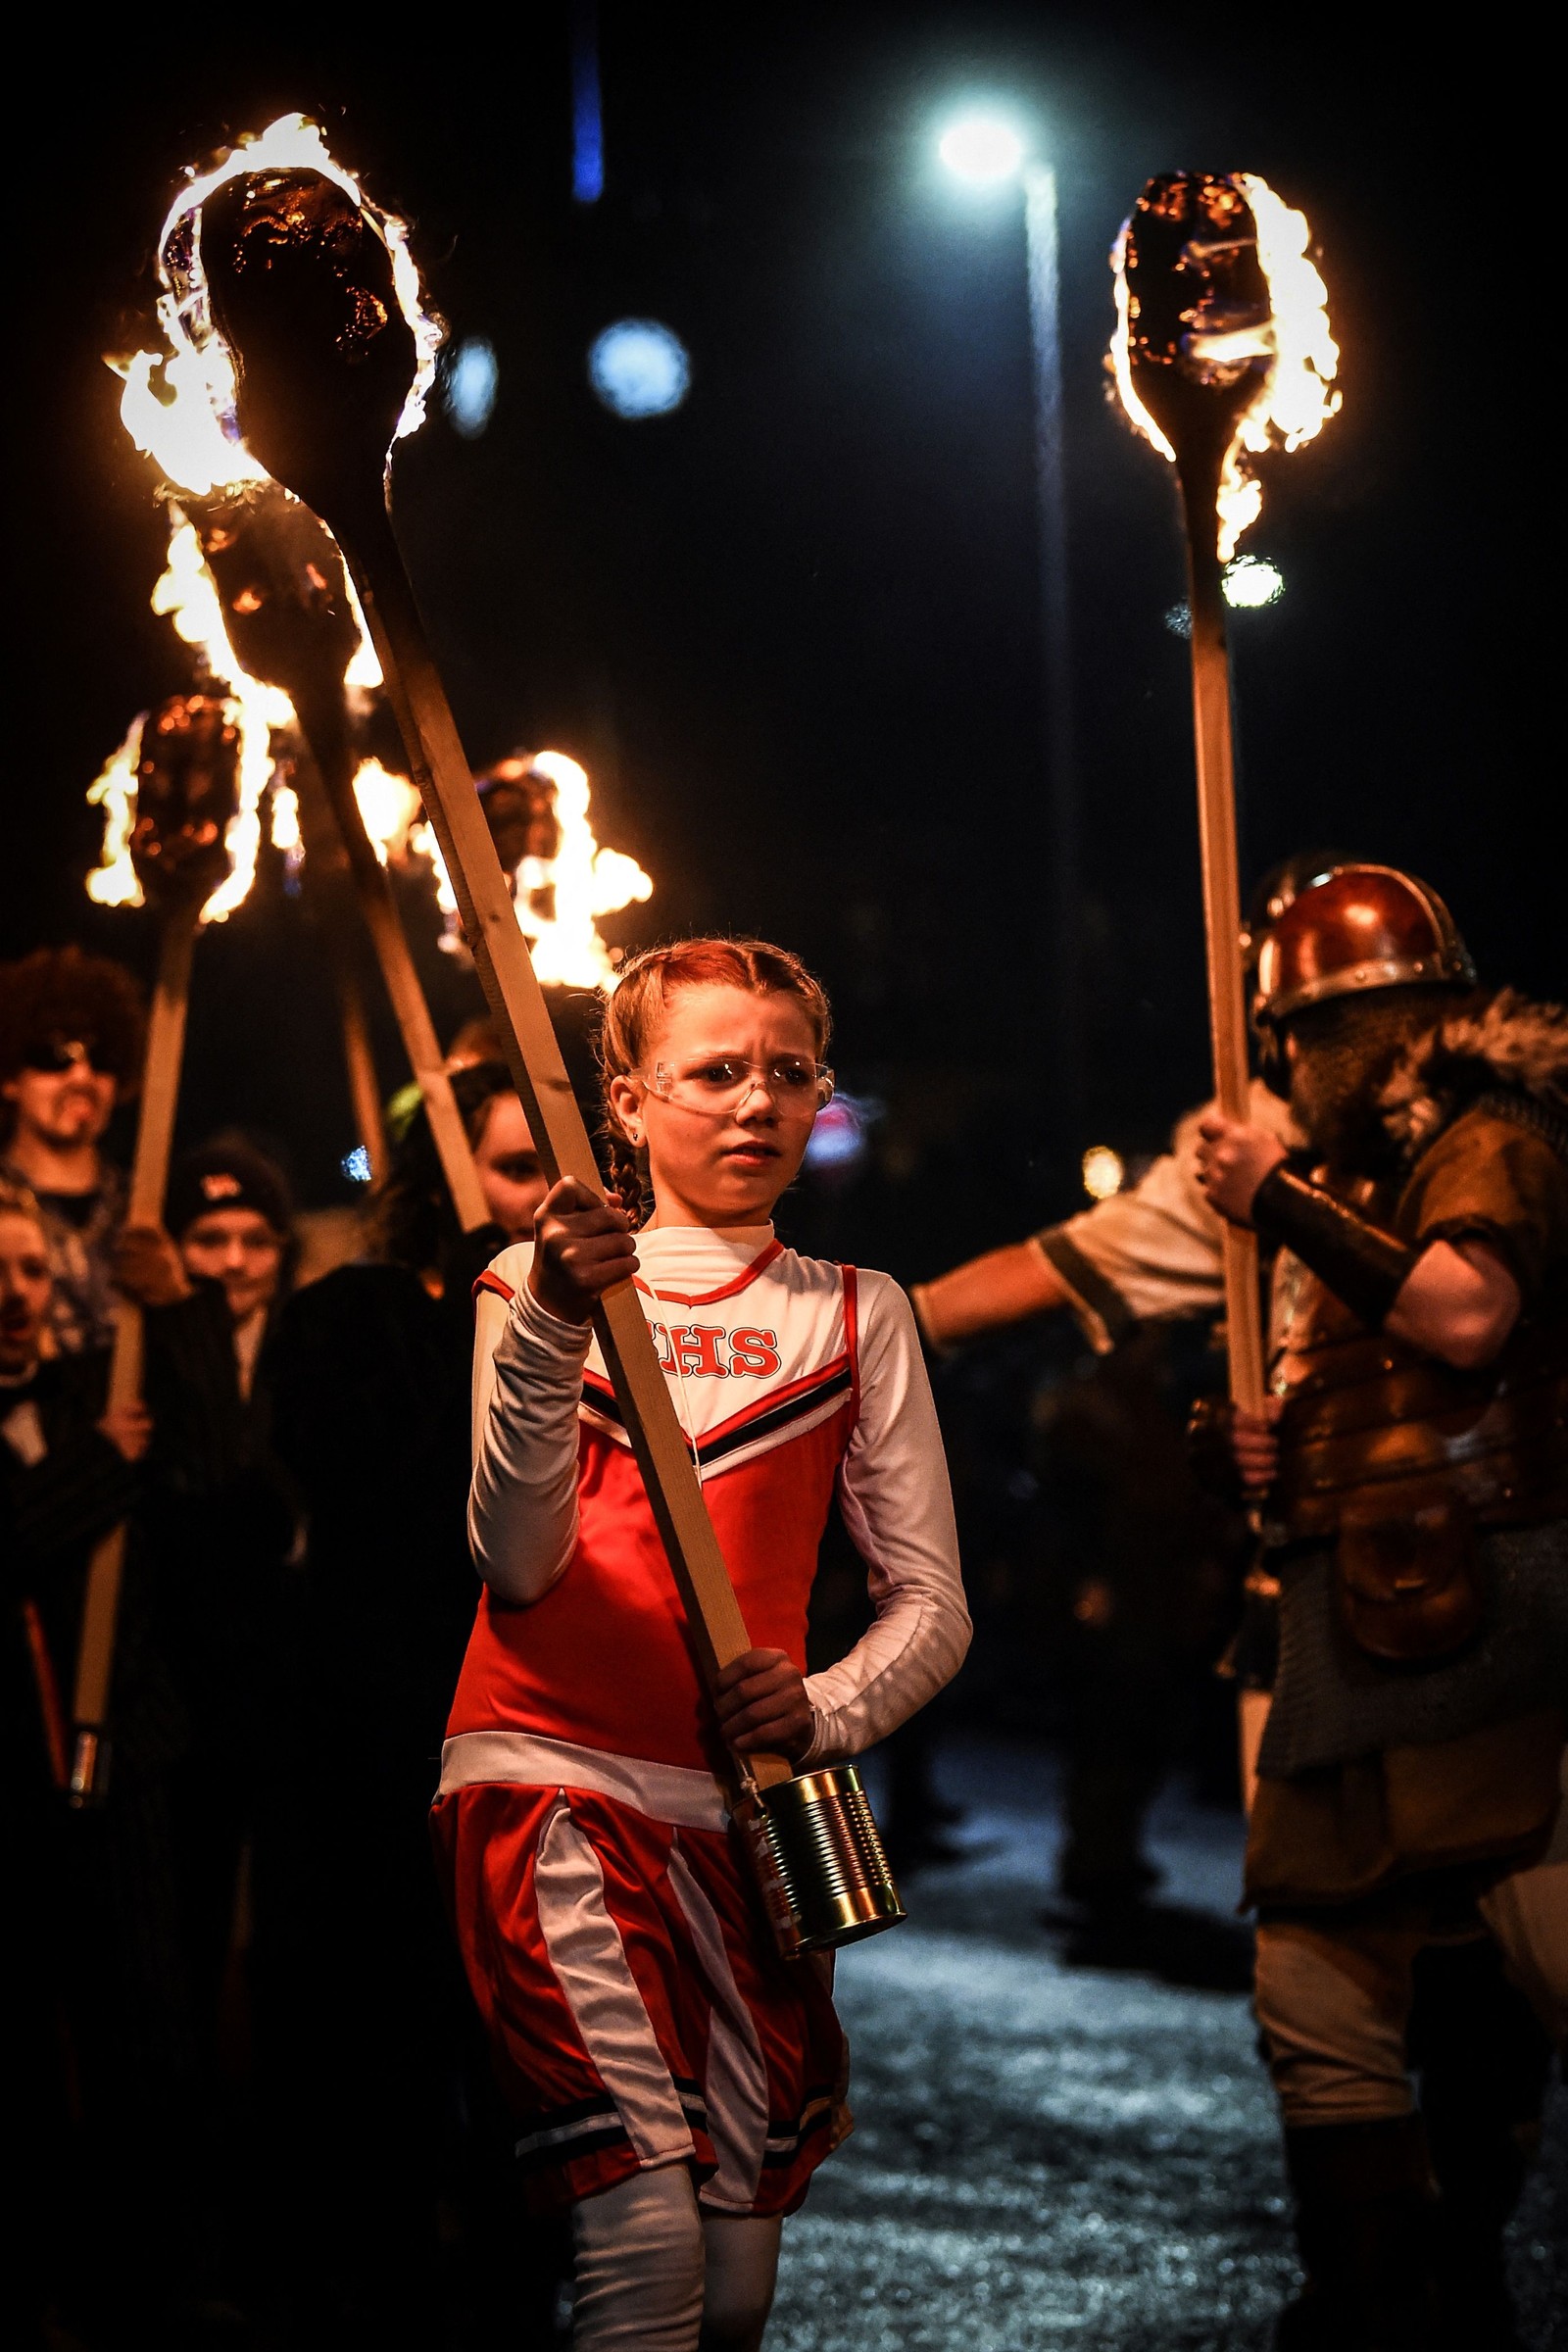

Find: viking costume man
<box><xmin>1198</xmin><ymin>864</ymin><xmax>1568</xmax><ymax>2351</ymax></box>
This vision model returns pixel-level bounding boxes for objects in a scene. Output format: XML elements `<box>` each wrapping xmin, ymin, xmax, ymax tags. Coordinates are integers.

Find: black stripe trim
<box><xmin>581</xmin><ymin>1365</ymin><xmax>852</xmax><ymax>1467</ymax></box>
<box><xmin>514</xmin><ymin>2090</ymin><xmax>622</xmax><ymax>2133</ymax></box>
<box><xmin>759</xmin><ymin>2102</ymin><xmax>835</xmax><ymax>2167</ymax></box>
<box><xmin>581</xmin><ymin>1372</ymin><xmax>625</xmax><ymax>1427</ymax></box>
<box><xmin>514</xmin><ymin>2120</ymin><xmax>630</xmax><ymax>2171</ymax></box>
<box><xmin>698</xmin><ymin>1367</ymin><xmax>852</xmax><ymax>1465</ymax></box>
<box><xmin>1035</xmin><ymin>1229</ymin><xmax>1138</xmax><ymax>1348</ymax></box>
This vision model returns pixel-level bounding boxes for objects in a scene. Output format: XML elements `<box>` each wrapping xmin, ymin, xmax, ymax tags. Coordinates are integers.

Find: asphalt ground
<box><xmin>767</xmin><ymin>1739</ymin><xmax>1567</xmax><ymax>2352</ymax></box>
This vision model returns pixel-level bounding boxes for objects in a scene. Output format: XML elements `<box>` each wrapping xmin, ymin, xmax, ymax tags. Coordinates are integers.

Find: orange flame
<box><xmin>1108</xmin><ymin>174</ymin><xmax>1340</xmax><ymax>560</ymax></box>
<box><xmin>94</xmin><ymin>117</ymin><xmax>651</xmax><ymax>988</ymax></box>
<box><xmin>92</xmin><ymin>117</ymin><xmax>417</xmax><ymax>913</ymax></box>
<box><xmin>353</xmin><ymin>758</ymin><xmax>424</xmax><ymax>862</ymax></box>
<box><xmin>85</xmin><ymin>717</ymin><xmax>145</xmax><ymax>908</ymax></box>
<box><xmin>84</xmin><ymin>520</ymin><xmax>284</xmax><ymax>923</ymax></box>
<box><xmin>122</xmin><ymin>114</ymin><xmax>440</xmax><ymax>496</ymax></box>
<box><xmin>431</xmin><ymin>752</ymin><xmax>653</xmax><ymax>988</ymax></box>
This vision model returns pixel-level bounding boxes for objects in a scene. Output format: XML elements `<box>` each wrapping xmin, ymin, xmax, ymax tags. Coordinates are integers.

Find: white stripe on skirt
<box><xmin>667</xmin><ymin>1838</ymin><xmax>770</xmax><ymax>2210</ymax></box>
<box><xmin>533</xmin><ymin>1797</ymin><xmax>696</xmax><ymax>2168</ymax></box>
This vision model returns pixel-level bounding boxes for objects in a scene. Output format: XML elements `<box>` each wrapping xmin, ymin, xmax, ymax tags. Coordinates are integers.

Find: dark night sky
<box><xmin>7</xmin><ymin>10</ymin><xmax>1541</xmax><ymax>1274</ymax></box>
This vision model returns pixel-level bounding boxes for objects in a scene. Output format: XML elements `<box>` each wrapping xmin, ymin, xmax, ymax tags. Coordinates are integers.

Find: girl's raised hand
<box><xmin>527</xmin><ymin>1177</ymin><xmax>638</xmax><ymax>1326</ymax></box>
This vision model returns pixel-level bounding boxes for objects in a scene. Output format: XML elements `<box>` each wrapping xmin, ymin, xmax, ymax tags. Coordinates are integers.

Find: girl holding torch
<box><xmin>433</xmin><ymin>938</ymin><xmax>970</xmax><ymax>2351</ymax></box>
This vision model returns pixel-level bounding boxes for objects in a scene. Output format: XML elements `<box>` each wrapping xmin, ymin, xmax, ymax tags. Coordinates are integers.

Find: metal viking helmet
<box><xmin>1240</xmin><ymin>850</ymin><xmax>1354</xmax><ymax>984</ymax></box>
<box><xmin>1253</xmin><ymin>864</ymin><xmax>1475</xmax><ymax>1029</ymax></box>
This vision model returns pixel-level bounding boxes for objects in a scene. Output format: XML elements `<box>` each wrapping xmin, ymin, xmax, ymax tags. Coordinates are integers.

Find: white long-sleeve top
<box><xmin>1020</xmin><ymin>1079</ymin><xmax>1300</xmax><ymax>1352</ymax></box>
<box><xmin>457</xmin><ymin>1226</ymin><xmax>969</xmax><ymax>1769</ymax></box>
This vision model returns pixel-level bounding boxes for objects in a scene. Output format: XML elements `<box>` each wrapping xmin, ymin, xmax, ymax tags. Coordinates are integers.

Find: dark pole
<box><xmin>1023</xmin><ymin>164</ymin><xmax>1082</xmax><ymax>1150</ymax></box>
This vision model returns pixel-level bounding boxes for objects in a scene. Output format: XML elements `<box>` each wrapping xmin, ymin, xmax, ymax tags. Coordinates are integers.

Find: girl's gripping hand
<box><xmin>527</xmin><ymin>1177</ymin><xmax>639</xmax><ymax>1326</ymax></box>
<box><xmin>714</xmin><ymin>1648</ymin><xmax>814</xmax><ymax>1760</ymax></box>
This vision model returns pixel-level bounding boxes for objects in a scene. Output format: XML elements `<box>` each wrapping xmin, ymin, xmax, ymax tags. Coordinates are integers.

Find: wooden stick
<box><xmin>325</xmin><ymin>921</ymin><xmax>388</xmax><ymax>1186</ymax></box>
<box><xmin>1178</xmin><ymin>463</ymin><xmax>1266</xmax><ymax>1419</ymax></box>
<box><xmin>69</xmin><ymin>903</ymin><xmax>199</xmax><ymax>1802</ymax></box>
<box><xmin>22</xmin><ymin>1597</ymin><xmax>69</xmax><ymax>1790</ymax></box>
<box><xmin>292</xmin><ymin>707</ymin><xmax>490</xmax><ymax>1233</ymax></box>
<box><xmin>336</xmin><ymin>497</ymin><xmax>790</xmax><ymax>1793</ymax></box>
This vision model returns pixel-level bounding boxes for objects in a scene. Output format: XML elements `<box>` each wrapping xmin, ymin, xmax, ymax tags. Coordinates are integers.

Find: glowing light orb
<box><xmin>938</xmin><ymin>116</ymin><xmax>1026</xmax><ymax>184</ymax></box>
<box><xmin>588</xmin><ymin>320</ymin><xmax>690</xmax><ymax>418</ymax></box>
<box><xmin>805</xmin><ymin>1094</ymin><xmax>876</xmax><ymax>1174</ymax></box>
<box><xmin>1165</xmin><ymin>557</ymin><xmax>1285</xmax><ymax>635</ymax></box>
<box><xmin>1082</xmin><ymin>1145</ymin><xmax>1125</xmax><ymax>1200</ymax></box>
<box><xmin>1222</xmin><ymin>554</ymin><xmax>1285</xmax><ymax>609</ymax></box>
<box><xmin>445</xmin><ymin>337</ymin><xmax>499</xmax><ymax>437</ymax></box>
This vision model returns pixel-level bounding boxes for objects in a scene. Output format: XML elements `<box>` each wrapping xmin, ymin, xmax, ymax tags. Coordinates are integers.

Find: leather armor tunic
<box><xmin>1266</xmin><ymin>1100</ymin><xmax>1568</xmax><ymax>1545</ymax></box>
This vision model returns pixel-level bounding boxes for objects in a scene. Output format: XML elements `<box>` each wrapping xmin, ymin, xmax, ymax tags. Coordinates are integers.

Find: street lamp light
<box><xmin>938</xmin><ymin>116</ymin><xmax>1026</xmax><ymax>185</ymax></box>
<box><xmin>937</xmin><ymin>112</ymin><xmax>1082</xmax><ymax>1145</ymax></box>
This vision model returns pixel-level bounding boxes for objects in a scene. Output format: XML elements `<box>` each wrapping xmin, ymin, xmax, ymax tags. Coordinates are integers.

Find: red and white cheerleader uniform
<box><xmin>432</xmin><ymin>1222</ymin><xmax>969</xmax><ymax>2218</ymax></box>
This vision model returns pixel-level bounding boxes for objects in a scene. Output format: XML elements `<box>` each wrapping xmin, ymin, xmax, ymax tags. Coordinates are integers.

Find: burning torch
<box><xmin>1109</xmin><ymin>172</ymin><xmax>1340</xmax><ymax>1415</ymax></box>
<box><xmin>71</xmin><ymin>694</ymin><xmax>241</xmax><ymax>1801</ymax></box>
<box><xmin>187</xmin><ymin>482</ymin><xmax>490</xmax><ymax>1227</ymax></box>
<box><xmin>130</xmin><ymin>119</ymin><xmax>900</xmax><ymax>1953</ymax></box>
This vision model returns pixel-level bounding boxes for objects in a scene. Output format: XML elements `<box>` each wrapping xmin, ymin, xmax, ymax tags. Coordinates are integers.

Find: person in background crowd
<box><xmin>2</xmin><ymin>1176</ymin><xmax>150</xmax><ymax>1789</ymax></box>
<box><xmin>115</xmin><ymin>1139</ymin><xmax>300</xmax><ymax>2155</ymax></box>
<box><xmin>1028</xmin><ymin>1319</ymin><xmax>1239</xmax><ymax>1913</ymax></box>
<box><xmin>265</xmin><ymin>1058</ymin><xmax>546</xmax><ymax>2344</ymax></box>
<box><xmin>0</xmin><ymin>945</ymin><xmax>145</xmax><ymax>1355</ymax></box>
<box><xmin>1200</xmin><ymin>864</ymin><xmax>1568</xmax><ymax>2351</ymax></box>
<box><xmin>1</xmin><ymin>1175</ymin><xmax>180</xmax><ymax>2342</ymax></box>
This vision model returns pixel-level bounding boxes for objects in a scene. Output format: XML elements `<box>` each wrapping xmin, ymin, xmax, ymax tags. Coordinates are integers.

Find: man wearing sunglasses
<box><xmin>0</xmin><ymin>947</ymin><xmax>145</xmax><ymax>1357</ymax></box>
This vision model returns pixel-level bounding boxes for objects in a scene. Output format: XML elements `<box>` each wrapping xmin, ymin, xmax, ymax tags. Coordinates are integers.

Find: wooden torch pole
<box><xmin>336</xmin><ymin>499</ymin><xmax>789</xmax><ymax>1795</ymax></box>
<box><xmin>291</xmin><ymin>692</ymin><xmax>489</xmax><ymax>1233</ymax></box>
<box><xmin>324</xmin><ymin>917</ymin><xmax>388</xmax><ymax>1187</ymax></box>
<box><xmin>1178</xmin><ymin>460</ymin><xmax>1265</xmax><ymax>1420</ymax></box>
<box><xmin>69</xmin><ymin>902</ymin><xmax>199</xmax><ymax>1802</ymax></box>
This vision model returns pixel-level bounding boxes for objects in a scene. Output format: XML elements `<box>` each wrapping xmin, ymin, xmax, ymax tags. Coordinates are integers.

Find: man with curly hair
<box><xmin>0</xmin><ymin>946</ymin><xmax>144</xmax><ymax>1355</ymax></box>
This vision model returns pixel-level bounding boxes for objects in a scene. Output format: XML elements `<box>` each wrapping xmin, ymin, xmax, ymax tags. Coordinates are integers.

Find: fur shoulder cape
<box><xmin>1379</xmin><ymin>989</ymin><xmax>1568</xmax><ymax>1158</ymax></box>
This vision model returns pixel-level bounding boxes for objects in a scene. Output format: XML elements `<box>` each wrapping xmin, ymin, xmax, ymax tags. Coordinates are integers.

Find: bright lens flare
<box><xmin>1223</xmin><ymin>555</ymin><xmax>1284</xmax><ymax>609</ymax></box>
<box><xmin>1109</xmin><ymin>174</ymin><xmax>1340</xmax><ymax>560</ymax></box>
<box><xmin>1082</xmin><ymin>1145</ymin><xmax>1125</xmax><ymax>1201</ymax></box>
<box><xmin>938</xmin><ymin>117</ymin><xmax>1025</xmax><ymax>184</ymax></box>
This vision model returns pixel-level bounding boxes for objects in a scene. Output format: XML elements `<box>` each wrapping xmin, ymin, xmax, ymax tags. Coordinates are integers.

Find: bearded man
<box><xmin>0</xmin><ymin>948</ymin><xmax>145</xmax><ymax>1355</ymax></box>
<box><xmin>1198</xmin><ymin>864</ymin><xmax>1568</xmax><ymax>2352</ymax></box>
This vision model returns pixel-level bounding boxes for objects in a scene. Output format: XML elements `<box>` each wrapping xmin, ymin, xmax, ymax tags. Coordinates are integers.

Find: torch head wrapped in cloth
<box><xmin>193</xmin><ymin>170</ymin><xmax>418</xmax><ymax>527</ymax></box>
<box><xmin>1111</xmin><ymin>170</ymin><xmax>1340</xmax><ymax>559</ymax></box>
<box><xmin>477</xmin><ymin>759</ymin><xmax>564</xmax><ymax>873</ymax></box>
<box><xmin>130</xmin><ymin>694</ymin><xmax>242</xmax><ymax>908</ymax></box>
<box><xmin>191</xmin><ymin>484</ymin><xmax>364</xmax><ymax>700</ymax></box>
<box><xmin>1118</xmin><ymin>173</ymin><xmax>1273</xmax><ymax>480</ymax></box>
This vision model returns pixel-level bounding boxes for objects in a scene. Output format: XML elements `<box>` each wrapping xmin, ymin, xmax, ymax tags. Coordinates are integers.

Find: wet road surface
<box><xmin>768</xmin><ymin>1739</ymin><xmax>1566</xmax><ymax>2351</ymax></box>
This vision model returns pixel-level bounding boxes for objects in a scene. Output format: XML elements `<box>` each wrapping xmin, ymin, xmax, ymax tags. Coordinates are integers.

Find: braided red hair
<box><xmin>596</xmin><ymin>939</ymin><xmax>831</xmax><ymax>1225</ymax></box>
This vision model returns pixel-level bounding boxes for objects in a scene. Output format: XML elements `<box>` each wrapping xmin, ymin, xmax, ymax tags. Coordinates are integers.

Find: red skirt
<box><xmin>431</xmin><ymin>1779</ymin><xmax>848</xmax><ymax>2216</ymax></box>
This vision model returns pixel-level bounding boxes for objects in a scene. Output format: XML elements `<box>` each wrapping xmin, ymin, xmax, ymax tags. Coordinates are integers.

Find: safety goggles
<box><xmin>640</xmin><ymin>1055</ymin><xmax>834</xmax><ymax>1118</ymax></box>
